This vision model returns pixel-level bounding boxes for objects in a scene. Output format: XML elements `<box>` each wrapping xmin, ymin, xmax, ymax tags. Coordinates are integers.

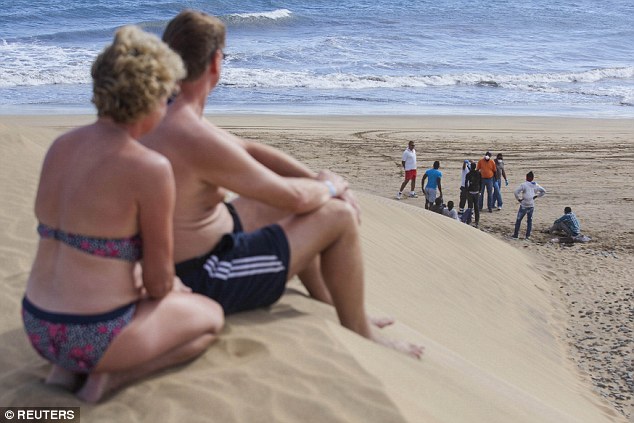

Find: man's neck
<box><xmin>179</xmin><ymin>78</ymin><xmax>214</xmax><ymax>117</ymax></box>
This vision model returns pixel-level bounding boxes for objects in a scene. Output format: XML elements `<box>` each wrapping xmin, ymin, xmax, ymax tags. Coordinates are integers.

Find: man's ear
<box><xmin>209</xmin><ymin>50</ymin><xmax>222</xmax><ymax>76</ymax></box>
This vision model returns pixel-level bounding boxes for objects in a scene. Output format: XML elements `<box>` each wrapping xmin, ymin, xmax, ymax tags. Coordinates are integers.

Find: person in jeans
<box><xmin>464</xmin><ymin>162</ymin><xmax>482</xmax><ymax>228</ymax></box>
<box><xmin>492</xmin><ymin>153</ymin><xmax>508</xmax><ymax>210</ymax></box>
<box><xmin>512</xmin><ymin>171</ymin><xmax>546</xmax><ymax>240</ymax></box>
<box><xmin>477</xmin><ymin>152</ymin><xmax>497</xmax><ymax>212</ymax></box>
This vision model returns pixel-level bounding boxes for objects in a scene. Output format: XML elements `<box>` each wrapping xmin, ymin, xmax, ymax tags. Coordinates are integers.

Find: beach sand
<box><xmin>0</xmin><ymin>114</ymin><xmax>631</xmax><ymax>422</ymax></box>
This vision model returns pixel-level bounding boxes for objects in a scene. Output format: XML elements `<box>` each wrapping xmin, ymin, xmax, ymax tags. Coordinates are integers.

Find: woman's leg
<box><xmin>45</xmin><ymin>366</ymin><xmax>83</xmax><ymax>391</ymax></box>
<box><xmin>76</xmin><ymin>292</ymin><xmax>223</xmax><ymax>403</ymax></box>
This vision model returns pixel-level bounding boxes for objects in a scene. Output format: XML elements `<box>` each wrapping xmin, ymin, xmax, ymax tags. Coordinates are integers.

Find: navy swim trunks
<box><xmin>175</xmin><ymin>203</ymin><xmax>290</xmax><ymax>315</ymax></box>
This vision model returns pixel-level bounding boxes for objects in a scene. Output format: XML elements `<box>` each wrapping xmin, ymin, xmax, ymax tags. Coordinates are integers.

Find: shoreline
<box><xmin>0</xmin><ymin>113</ymin><xmax>631</xmax><ymax>420</ymax></box>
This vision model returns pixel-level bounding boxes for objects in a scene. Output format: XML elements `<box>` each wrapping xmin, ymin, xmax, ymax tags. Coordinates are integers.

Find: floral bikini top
<box><xmin>37</xmin><ymin>223</ymin><xmax>142</xmax><ymax>262</ymax></box>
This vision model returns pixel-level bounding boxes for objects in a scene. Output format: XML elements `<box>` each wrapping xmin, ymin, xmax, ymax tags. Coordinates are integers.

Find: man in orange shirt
<box><xmin>477</xmin><ymin>152</ymin><xmax>497</xmax><ymax>213</ymax></box>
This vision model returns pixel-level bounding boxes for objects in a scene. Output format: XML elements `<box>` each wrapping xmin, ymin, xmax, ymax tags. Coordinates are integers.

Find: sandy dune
<box><xmin>0</xmin><ymin>115</ymin><xmax>630</xmax><ymax>422</ymax></box>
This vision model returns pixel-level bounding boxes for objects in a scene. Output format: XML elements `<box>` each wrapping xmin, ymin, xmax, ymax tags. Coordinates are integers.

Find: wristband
<box><xmin>324</xmin><ymin>180</ymin><xmax>337</xmax><ymax>197</ymax></box>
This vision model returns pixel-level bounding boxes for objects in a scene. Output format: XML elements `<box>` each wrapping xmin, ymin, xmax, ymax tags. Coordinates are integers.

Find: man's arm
<box><xmin>240</xmin><ymin>134</ymin><xmax>362</xmax><ymax>222</ymax></box>
<box><xmin>191</xmin><ymin>124</ymin><xmax>345</xmax><ymax>214</ymax></box>
<box><xmin>437</xmin><ymin>178</ymin><xmax>442</xmax><ymax>197</ymax></box>
<box><xmin>514</xmin><ymin>184</ymin><xmax>523</xmax><ymax>201</ymax></box>
<box><xmin>555</xmin><ymin>214</ymin><xmax>568</xmax><ymax>225</ymax></box>
<box><xmin>242</xmin><ymin>139</ymin><xmax>317</xmax><ymax>178</ymax></box>
<box><xmin>533</xmin><ymin>185</ymin><xmax>546</xmax><ymax>199</ymax></box>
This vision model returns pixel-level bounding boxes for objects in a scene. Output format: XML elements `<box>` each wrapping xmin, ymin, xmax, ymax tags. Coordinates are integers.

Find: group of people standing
<box><xmin>23</xmin><ymin>10</ymin><xmax>423</xmax><ymax>404</ymax></box>
<box><xmin>397</xmin><ymin>145</ymin><xmax>549</xmax><ymax>239</ymax></box>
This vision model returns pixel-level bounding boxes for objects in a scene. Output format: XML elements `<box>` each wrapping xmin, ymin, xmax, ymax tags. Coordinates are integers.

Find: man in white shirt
<box><xmin>512</xmin><ymin>171</ymin><xmax>546</xmax><ymax>240</ymax></box>
<box><xmin>397</xmin><ymin>141</ymin><xmax>417</xmax><ymax>200</ymax></box>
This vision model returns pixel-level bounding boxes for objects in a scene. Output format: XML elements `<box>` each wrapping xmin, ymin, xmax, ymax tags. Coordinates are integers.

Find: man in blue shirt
<box><xmin>547</xmin><ymin>206</ymin><xmax>581</xmax><ymax>237</ymax></box>
<box><xmin>421</xmin><ymin>161</ymin><xmax>443</xmax><ymax>210</ymax></box>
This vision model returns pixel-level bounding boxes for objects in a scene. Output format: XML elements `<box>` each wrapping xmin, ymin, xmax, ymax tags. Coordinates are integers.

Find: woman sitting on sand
<box><xmin>21</xmin><ymin>26</ymin><xmax>224</xmax><ymax>403</ymax></box>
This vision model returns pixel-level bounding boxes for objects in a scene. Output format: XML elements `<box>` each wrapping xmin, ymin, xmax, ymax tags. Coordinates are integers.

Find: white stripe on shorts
<box><xmin>203</xmin><ymin>254</ymin><xmax>285</xmax><ymax>281</ymax></box>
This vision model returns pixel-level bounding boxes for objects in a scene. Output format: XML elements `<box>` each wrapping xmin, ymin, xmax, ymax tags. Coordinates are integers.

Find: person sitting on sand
<box><xmin>141</xmin><ymin>10</ymin><xmax>423</xmax><ymax>359</ymax></box>
<box><xmin>429</xmin><ymin>197</ymin><xmax>445</xmax><ymax>214</ymax></box>
<box><xmin>22</xmin><ymin>26</ymin><xmax>224</xmax><ymax>403</ymax></box>
<box><xmin>546</xmin><ymin>207</ymin><xmax>581</xmax><ymax>237</ymax></box>
<box><xmin>442</xmin><ymin>201</ymin><xmax>460</xmax><ymax>220</ymax></box>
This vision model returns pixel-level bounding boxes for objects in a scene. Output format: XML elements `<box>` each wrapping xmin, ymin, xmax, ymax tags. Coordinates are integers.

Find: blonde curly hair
<box><xmin>91</xmin><ymin>25</ymin><xmax>186</xmax><ymax>123</ymax></box>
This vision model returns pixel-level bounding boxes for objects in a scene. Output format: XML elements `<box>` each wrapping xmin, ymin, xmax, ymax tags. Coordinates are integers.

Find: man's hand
<box><xmin>317</xmin><ymin>169</ymin><xmax>361</xmax><ymax>223</ymax></box>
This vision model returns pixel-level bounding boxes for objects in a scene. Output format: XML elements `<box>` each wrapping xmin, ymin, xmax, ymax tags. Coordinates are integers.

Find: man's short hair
<box><xmin>564</xmin><ymin>206</ymin><xmax>572</xmax><ymax>214</ymax></box>
<box><xmin>433</xmin><ymin>160</ymin><xmax>440</xmax><ymax>169</ymax></box>
<box><xmin>163</xmin><ymin>10</ymin><xmax>226</xmax><ymax>82</ymax></box>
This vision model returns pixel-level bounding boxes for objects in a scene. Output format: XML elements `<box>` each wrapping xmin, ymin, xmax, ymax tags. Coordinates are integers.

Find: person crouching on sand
<box><xmin>22</xmin><ymin>26</ymin><xmax>224</xmax><ymax>403</ymax></box>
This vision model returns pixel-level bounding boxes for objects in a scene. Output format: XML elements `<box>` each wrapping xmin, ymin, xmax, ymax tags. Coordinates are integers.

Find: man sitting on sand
<box><xmin>546</xmin><ymin>207</ymin><xmax>581</xmax><ymax>237</ymax></box>
<box><xmin>429</xmin><ymin>197</ymin><xmax>445</xmax><ymax>214</ymax></box>
<box><xmin>442</xmin><ymin>201</ymin><xmax>460</xmax><ymax>220</ymax></box>
<box><xmin>142</xmin><ymin>10</ymin><xmax>423</xmax><ymax>359</ymax></box>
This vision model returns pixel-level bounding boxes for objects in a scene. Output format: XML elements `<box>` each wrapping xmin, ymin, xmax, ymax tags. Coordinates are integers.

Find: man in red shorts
<box><xmin>397</xmin><ymin>141</ymin><xmax>418</xmax><ymax>200</ymax></box>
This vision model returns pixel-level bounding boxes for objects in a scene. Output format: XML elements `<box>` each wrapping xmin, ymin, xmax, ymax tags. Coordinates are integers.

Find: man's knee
<box><xmin>321</xmin><ymin>198</ymin><xmax>357</xmax><ymax>228</ymax></box>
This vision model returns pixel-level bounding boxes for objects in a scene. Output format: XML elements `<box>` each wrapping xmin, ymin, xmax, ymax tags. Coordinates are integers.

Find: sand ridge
<box><xmin>0</xmin><ymin>114</ymin><xmax>630</xmax><ymax>422</ymax></box>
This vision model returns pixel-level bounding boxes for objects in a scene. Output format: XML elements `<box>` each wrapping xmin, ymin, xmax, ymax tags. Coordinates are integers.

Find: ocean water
<box><xmin>1</xmin><ymin>0</ymin><xmax>633</xmax><ymax>117</ymax></box>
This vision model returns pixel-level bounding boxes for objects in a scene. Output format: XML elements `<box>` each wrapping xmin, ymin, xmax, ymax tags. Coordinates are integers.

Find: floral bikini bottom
<box><xmin>22</xmin><ymin>296</ymin><xmax>136</xmax><ymax>373</ymax></box>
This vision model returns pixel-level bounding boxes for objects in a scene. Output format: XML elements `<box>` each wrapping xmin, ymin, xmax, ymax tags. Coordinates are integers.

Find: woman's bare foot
<box><xmin>45</xmin><ymin>365</ymin><xmax>82</xmax><ymax>391</ymax></box>
<box><xmin>368</xmin><ymin>315</ymin><xmax>395</xmax><ymax>329</ymax></box>
<box><xmin>75</xmin><ymin>372</ymin><xmax>116</xmax><ymax>403</ymax></box>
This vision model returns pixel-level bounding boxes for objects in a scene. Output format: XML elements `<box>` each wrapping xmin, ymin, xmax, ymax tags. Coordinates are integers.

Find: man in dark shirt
<box><xmin>464</xmin><ymin>162</ymin><xmax>482</xmax><ymax>228</ymax></box>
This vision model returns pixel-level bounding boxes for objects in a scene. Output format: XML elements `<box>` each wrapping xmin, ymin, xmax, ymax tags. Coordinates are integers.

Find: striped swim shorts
<box><xmin>175</xmin><ymin>206</ymin><xmax>290</xmax><ymax>315</ymax></box>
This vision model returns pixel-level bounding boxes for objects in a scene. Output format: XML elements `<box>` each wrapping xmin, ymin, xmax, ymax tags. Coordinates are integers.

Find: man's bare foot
<box><xmin>368</xmin><ymin>315</ymin><xmax>395</xmax><ymax>329</ymax></box>
<box><xmin>374</xmin><ymin>335</ymin><xmax>424</xmax><ymax>359</ymax></box>
<box><xmin>45</xmin><ymin>365</ymin><xmax>82</xmax><ymax>391</ymax></box>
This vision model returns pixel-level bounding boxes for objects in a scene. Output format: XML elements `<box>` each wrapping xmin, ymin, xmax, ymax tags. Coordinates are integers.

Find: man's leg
<box><xmin>399</xmin><ymin>178</ymin><xmax>409</xmax><ymax>193</ymax></box>
<box><xmin>479</xmin><ymin>184</ymin><xmax>485</xmax><ymax>210</ymax></box>
<box><xmin>232</xmin><ymin>197</ymin><xmax>331</xmax><ymax>302</ymax></box>
<box><xmin>513</xmin><ymin>206</ymin><xmax>527</xmax><ymax>238</ymax></box>
<box><xmin>493</xmin><ymin>179</ymin><xmax>502</xmax><ymax>208</ymax></box>
<box><xmin>549</xmin><ymin>221</ymin><xmax>571</xmax><ymax>236</ymax></box>
<box><xmin>525</xmin><ymin>207</ymin><xmax>534</xmax><ymax>238</ymax></box>
<box><xmin>485</xmin><ymin>178</ymin><xmax>494</xmax><ymax>211</ymax></box>
<box><xmin>459</xmin><ymin>186</ymin><xmax>468</xmax><ymax>212</ymax></box>
<box><xmin>279</xmin><ymin>200</ymin><xmax>423</xmax><ymax>358</ymax></box>
<box><xmin>232</xmin><ymin>196</ymin><xmax>391</xmax><ymax>324</ymax></box>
